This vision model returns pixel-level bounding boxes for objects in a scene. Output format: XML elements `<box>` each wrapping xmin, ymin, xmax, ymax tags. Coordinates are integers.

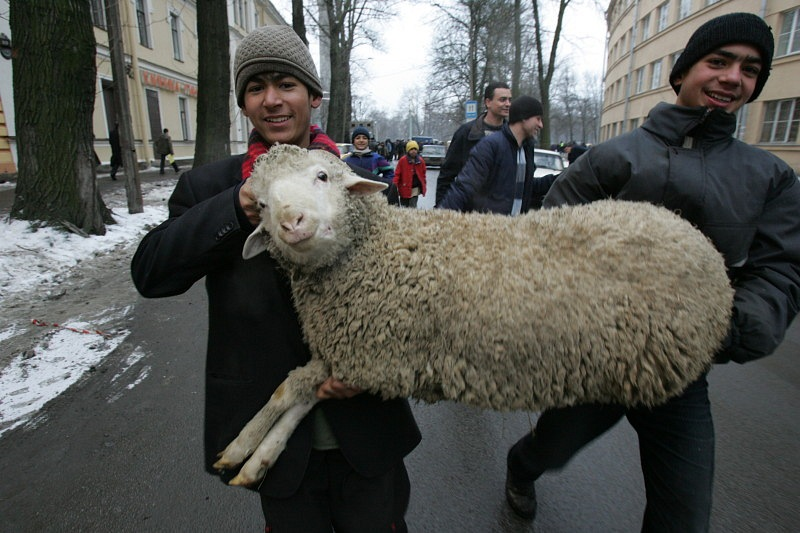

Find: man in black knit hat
<box><xmin>439</xmin><ymin>95</ymin><xmax>557</xmax><ymax>214</ymax></box>
<box><xmin>504</xmin><ymin>13</ymin><xmax>800</xmax><ymax>531</ymax></box>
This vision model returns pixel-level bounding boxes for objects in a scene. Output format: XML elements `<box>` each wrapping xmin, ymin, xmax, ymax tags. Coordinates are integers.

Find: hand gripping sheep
<box><xmin>214</xmin><ymin>144</ymin><xmax>733</xmax><ymax>487</ymax></box>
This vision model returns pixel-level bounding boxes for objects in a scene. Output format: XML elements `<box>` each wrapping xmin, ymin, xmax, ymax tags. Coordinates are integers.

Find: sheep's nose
<box><xmin>281</xmin><ymin>212</ymin><xmax>303</xmax><ymax>232</ymax></box>
<box><xmin>279</xmin><ymin>211</ymin><xmax>314</xmax><ymax>244</ymax></box>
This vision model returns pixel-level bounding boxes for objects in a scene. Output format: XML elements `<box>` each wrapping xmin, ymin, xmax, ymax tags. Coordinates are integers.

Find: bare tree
<box><xmin>104</xmin><ymin>0</ymin><xmax>143</xmax><ymax>214</ymax></box>
<box><xmin>293</xmin><ymin>0</ymin><xmax>308</xmax><ymax>43</ymax></box>
<box><xmin>531</xmin><ymin>0</ymin><xmax>572</xmax><ymax>148</ymax></box>
<box><xmin>429</xmin><ymin>0</ymin><xmax>519</xmax><ymax>123</ymax></box>
<box><xmin>311</xmin><ymin>0</ymin><xmax>395</xmax><ymax>142</ymax></box>
<box><xmin>193</xmin><ymin>0</ymin><xmax>231</xmax><ymax>167</ymax></box>
<box><xmin>10</xmin><ymin>0</ymin><xmax>112</xmax><ymax>235</ymax></box>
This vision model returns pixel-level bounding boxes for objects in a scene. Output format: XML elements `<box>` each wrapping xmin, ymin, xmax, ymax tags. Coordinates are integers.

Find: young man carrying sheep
<box><xmin>504</xmin><ymin>13</ymin><xmax>800</xmax><ymax>531</ymax></box>
<box><xmin>131</xmin><ymin>25</ymin><xmax>420</xmax><ymax>533</ymax></box>
<box><xmin>439</xmin><ymin>95</ymin><xmax>557</xmax><ymax>214</ymax></box>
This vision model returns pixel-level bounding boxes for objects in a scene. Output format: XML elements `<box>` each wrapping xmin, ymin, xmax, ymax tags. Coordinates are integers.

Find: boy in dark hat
<box><xmin>439</xmin><ymin>95</ymin><xmax>557</xmax><ymax>214</ymax></box>
<box><xmin>505</xmin><ymin>13</ymin><xmax>800</xmax><ymax>531</ymax></box>
<box><xmin>132</xmin><ymin>25</ymin><xmax>420</xmax><ymax>532</ymax></box>
<box><xmin>344</xmin><ymin>125</ymin><xmax>395</xmax><ymax>187</ymax></box>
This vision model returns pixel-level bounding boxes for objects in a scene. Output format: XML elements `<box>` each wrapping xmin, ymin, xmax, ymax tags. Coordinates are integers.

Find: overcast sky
<box><xmin>271</xmin><ymin>0</ymin><xmax>609</xmax><ymax>114</ymax></box>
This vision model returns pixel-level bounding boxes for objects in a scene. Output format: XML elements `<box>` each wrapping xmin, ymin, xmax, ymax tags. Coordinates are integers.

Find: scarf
<box><xmin>241</xmin><ymin>125</ymin><xmax>340</xmax><ymax>180</ymax></box>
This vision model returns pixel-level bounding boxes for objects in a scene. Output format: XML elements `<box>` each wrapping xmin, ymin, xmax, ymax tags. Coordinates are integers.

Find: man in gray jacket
<box><xmin>505</xmin><ymin>13</ymin><xmax>800</xmax><ymax>532</ymax></box>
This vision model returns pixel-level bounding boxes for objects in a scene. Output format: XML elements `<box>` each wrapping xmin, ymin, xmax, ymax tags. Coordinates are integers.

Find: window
<box><xmin>760</xmin><ymin>99</ymin><xmax>800</xmax><ymax>143</ymax></box>
<box><xmin>179</xmin><ymin>96</ymin><xmax>191</xmax><ymax>140</ymax></box>
<box><xmin>635</xmin><ymin>67</ymin><xmax>646</xmax><ymax>94</ymax></box>
<box><xmin>679</xmin><ymin>0</ymin><xmax>691</xmax><ymax>20</ymax></box>
<box><xmin>170</xmin><ymin>12</ymin><xmax>183</xmax><ymax>61</ymax></box>
<box><xmin>640</xmin><ymin>13</ymin><xmax>651</xmax><ymax>42</ymax></box>
<box><xmin>651</xmin><ymin>59</ymin><xmax>663</xmax><ymax>90</ymax></box>
<box><xmin>90</xmin><ymin>0</ymin><xmax>106</xmax><ymax>29</ymax></box>
<box><xmin>657</xmin><ymin>3</ymin><xmax>670</xmax><ymax>32</ymax></box>
<box><xmin>778</xmin><ymin>9</ymin><xmax>800</xmax><ymax>57</ymax></box>
<box><xmin>135</xmin><ymin>0</ymin><xmax>151</xmax><ymax>47</ymax></box>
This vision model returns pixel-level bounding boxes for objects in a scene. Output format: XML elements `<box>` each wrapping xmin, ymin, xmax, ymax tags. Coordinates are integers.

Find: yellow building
<box><xmin>89</xmin><ymin>0</ymin><xmax>285</xmax><ymax>167</ymax></box>
<box><xmin>603</xmin><ymin>0</ymin><xmax>800</xmax><ymax>173</ymax></box>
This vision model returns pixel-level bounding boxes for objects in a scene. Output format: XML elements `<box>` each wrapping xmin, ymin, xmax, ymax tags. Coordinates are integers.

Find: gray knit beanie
<box><xmin>669</xmin><ymin>13</ymin><xmax>774</xmax><ymax>103</ymax></box>
<box><xmin>234</xmin><ymin>25</ymin><xmax>323</xmax><ymax>107</ymax></box>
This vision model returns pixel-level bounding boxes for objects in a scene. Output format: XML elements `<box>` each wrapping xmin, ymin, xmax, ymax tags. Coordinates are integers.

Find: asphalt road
<box><xmin>0</xmin><ymin>168</ymin><xmax>798</xmax><ymax>531</ymax></box>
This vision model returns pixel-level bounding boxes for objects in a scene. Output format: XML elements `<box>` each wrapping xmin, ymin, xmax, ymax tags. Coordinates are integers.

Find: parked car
<box><xmin>421</xmin><ymin>144</ymin><xmax>446</xmax><ymax>167</ymax></box>
<box><xmin>533</xmin><ymin>148</ymin><xmax>565</xmax><ymax>177</ymax></box>
<box><xmin>336</xmin><ymin>143</ymin><xmax>354</xmax><ymax>159</ymax></box>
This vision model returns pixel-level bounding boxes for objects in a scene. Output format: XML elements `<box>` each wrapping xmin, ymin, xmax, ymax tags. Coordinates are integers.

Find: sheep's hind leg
<box><xmin>212</xmin><ymin>360</ymin><xmax>329</xmax><ymax>473</ymax></box>
<box><xmin>229</xmin><ymin>399</ymin><xmax>318</xmax><ymax>487</ymax></box>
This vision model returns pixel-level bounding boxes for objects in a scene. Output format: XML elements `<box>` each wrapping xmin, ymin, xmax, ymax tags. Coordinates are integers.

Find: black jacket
<box><xmin>544</xmin><ymin>103</ymin><xmax>800</xmax><ymax>363</ymax></box>
<box><xmin>131</xmin><ymin>154</ymin><xmax>420</xmax><ymax>497</ymax></box>
<box><xmin>435</xmin><ymin>113</ymin><xmax>504</xmax><ymax>205</ymax></box>
<box><xmin>439</xmin><ymin>123</ymin><xmax>554</xmax><ymax>214</ymax></box>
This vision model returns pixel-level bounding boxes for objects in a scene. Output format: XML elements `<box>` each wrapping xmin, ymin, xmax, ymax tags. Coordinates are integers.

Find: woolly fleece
<box><xmin>244</xmin><ymin>144</ymin><xmax>734</xmax><ymax>411</ymax></box>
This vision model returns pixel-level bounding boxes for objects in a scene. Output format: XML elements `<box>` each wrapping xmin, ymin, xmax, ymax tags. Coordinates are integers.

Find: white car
<box><xmin>533</xmin><ymin>149</ymin><xmax>565</xmax><ymax>178</ymax></box>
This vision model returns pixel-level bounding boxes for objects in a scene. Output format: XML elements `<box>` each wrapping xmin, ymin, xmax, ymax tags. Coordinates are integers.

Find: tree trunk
<box><xmin>512</xmin><ymin>0</ymin><xmax>522</xmax><ymax>96</ymax></box>
<box><xmin>10</xmin><ymin>0</ymin><xmax>110</xmax><ymax>234</ymax></box>
<box><xmin>293</xmin><ymin>0</ymin><xmax>308</xmax><ymax>44</ymax></box>
<box><xmin>104</xmin><ymin>0</ymin><xmax>143</xmax><ymax>214</ymax></box>
<box><xmin>194</xmin><ymin>0</ymin><xmax>231</xmax><ymax>167</ymax></box>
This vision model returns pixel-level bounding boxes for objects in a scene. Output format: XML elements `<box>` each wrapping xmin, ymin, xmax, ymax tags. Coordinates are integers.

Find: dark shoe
<box><xmin>505</xmin><ymin>469</ymin><xmax>537</xmax><ymax>519</ymax></box>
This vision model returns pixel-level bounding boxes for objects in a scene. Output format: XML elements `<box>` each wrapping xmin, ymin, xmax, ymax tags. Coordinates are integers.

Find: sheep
<box><xmin>213</xmin><ymin>143</ymin><xmax>733</xmax><ymax>487</ymax></box>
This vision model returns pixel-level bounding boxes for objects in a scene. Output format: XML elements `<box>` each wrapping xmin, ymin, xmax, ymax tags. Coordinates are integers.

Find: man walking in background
<box><xmin>435</xmin><ymin>81</ymin><xmax>511</xmax><ymax>205</ymax></box>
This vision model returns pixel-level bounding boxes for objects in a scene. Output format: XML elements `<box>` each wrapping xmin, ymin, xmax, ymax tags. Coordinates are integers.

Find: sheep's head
<box><xmin>243</xmin><ymin>144</ymin><xmax>387</xmax><ymax>270</ymax></box>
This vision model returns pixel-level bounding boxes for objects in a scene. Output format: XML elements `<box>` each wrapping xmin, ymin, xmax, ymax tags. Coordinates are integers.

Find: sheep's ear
<box><xmin>243</xmin><ymin>227</ymin><xmax>269</xmax><ymax>259</ymax></box>
<box><xmin>342</xmin><ymin>173</ymin><xmax>388</xmax><ymax>196</ymax></box>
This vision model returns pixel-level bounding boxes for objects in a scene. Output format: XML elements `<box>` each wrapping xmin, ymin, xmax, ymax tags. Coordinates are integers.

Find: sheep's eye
<box><xmin>316</xmin><ymin>171</ymin><xmax>328</xmax><ymax>182</ymax></box>
<box><xmin>258</xmin><ymin>201</ymin><xmax>266</xmax><ymax>209</ymax></box>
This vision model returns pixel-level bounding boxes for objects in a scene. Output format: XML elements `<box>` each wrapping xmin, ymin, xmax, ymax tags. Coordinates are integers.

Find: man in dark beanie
<box><xmin>131</xmin><ymin>25</ymin><xmax>420</xmax><ymax>532</ymax></box>
<box><xmin>505</xmin><ymin>12</ymin><xmax>800</xmax><ymax>532</ymax></box>
<box><xmin>440</xmin><ymin>95</ymin><xmax>557</xmax><ymax>214</ymax></box>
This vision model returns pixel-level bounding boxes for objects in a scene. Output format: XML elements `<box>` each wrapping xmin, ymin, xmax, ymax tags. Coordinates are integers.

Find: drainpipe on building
<box><xmin>622</xmin><ymin>0</ymin><xmax>640</xmax><ymax>136</ymax></box>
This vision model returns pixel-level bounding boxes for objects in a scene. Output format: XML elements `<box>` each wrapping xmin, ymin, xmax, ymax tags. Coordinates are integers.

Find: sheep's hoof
<box><xmin>228</xmin><ymin>473</ymin><xmax>256</xmax><ymax>487</ymax></box>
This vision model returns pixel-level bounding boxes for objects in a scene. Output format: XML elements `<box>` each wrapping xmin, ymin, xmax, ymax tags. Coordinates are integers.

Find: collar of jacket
<box><xmin>642</xmin><ymin>102</ymin><xmax>737</xmax><ymax>147</ymax></box>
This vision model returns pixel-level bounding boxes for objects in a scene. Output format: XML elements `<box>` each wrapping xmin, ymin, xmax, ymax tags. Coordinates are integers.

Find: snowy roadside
<box><xmin>0</xmin><ymin>177</ymin><xmax>176</xmax><ymax>436</ymax></box>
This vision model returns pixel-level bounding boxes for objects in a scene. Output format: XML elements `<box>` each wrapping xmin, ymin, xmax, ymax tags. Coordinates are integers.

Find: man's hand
<box><xmin>316</xmin><ymin>377</ymin><xmax>362</xmax><ymax>400</ymax></box>
<box><xmin>238</xmin><ymin>179</ymin><xmax>262</xmax><ymax>226</ymax></box>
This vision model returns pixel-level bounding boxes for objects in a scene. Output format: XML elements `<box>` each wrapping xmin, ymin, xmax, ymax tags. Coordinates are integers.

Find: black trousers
<box><xmin>159</xmin><ymin>153</ymin><xmax>179</xmax><ymax>173</ymax></box>
<box><xmin>508</xmin><ymin>376</ymin><xmax>714</xmax><ymax>532</ymax></box>
<box><xmin>260</xmin><ymin>449</ymin><xmax>411</xmax><ymax>533</ymax></box>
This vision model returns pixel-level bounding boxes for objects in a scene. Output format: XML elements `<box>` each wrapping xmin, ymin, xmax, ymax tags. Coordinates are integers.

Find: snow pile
<box><xmin>0</xmin><ymin>180</ymin><xmax>173</xmax><ymax>436</ymax></box>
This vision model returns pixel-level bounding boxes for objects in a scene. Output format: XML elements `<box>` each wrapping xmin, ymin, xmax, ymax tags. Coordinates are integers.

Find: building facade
<box><xmin>0</xmin><ymin>0</ymin><xmax>286</xmax><ymax>173</ymax></box>
<box><xmin>603</xmin><ymin>0</ymin><xmax>800</xmax><ymax>173</ymax></box>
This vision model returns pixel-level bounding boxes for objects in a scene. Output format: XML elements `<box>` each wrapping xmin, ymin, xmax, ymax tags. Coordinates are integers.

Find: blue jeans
<box><xmin>508</xmin><ymin>376</ymin><xmax>714</xmax><ymax>532</ymax></box>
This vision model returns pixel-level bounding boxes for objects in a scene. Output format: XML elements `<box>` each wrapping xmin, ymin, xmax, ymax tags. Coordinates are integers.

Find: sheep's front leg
<box><xmin>212</xmin><ymin>360</ymin><xmax>330</xmax><ymax>478</ymax></box>
<box><xmin>229</xmin><ymin>399</ymin><xmax>318</xmax><ymax>486</ymax></box>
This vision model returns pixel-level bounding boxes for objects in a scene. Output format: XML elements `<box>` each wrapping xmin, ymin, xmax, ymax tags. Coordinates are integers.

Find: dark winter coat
<box><xmin>435</xmin><ymin>112</ymin><xmax>504</xmax><ymax>205</ymax></box>
<box><xmin>544</xmin><ymin>102</ymin><xmax>800</xmax><ymax>364</ymax></box>
<box><xmin>130</xmin><ymin>154</ymin><xmax>420</xmax><ymax>497</ymax></box>
<box><xmin>344</xmin><ymin>151</ymin><xmax>395</xmax><ymax>183</ymax></box>
<box><xmin>438</xmin><ymin>123</ymin><xmax>556</xmax><ymax>214</ymax></box>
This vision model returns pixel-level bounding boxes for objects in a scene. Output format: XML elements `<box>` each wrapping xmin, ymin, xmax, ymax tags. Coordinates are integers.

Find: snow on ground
<box><xmin>0</xmin><ymin>180</ymin><xmax>173</xmax><ymax>436</ymax></box>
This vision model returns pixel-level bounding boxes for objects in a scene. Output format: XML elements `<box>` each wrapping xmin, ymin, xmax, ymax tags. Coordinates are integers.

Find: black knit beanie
<box><xmin>234</xmin><ymin>25</ymin><xmax>323</xmax><ymax>107</ymax></box>
<box><xmin>669</xmin><ymin>12</ymin><xmax>774</xmax><ymax>103</ymax></box>
<box><xmin>509</xmin><ymin>96</ymin><xmax>544</xmax><ymax>124</ymax></box>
